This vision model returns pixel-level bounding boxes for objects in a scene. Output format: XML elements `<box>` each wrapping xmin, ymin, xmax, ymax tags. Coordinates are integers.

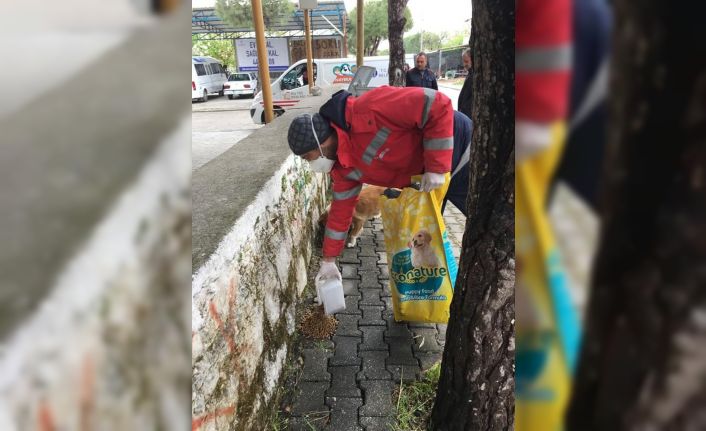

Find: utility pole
<box><xmin>356</xmin><ymin>0</ymin><xmax>364</xmax><ymax>66</ymax></box>
<box><xmin>420</xmin><ymin>27</ymin><xmax>424</xmax><ymax>52</ymax></box>
<box><xmin>251</xmin><ymin>0</ymin><xmax>273</xmax><ymax>123</ymax></box>
<box><xmin>342</xmin><ymin>13</ymin><xmax>348</xmax><ymax>57</ymax></box>
<box><xmin>304</xmin><ymin>8</ymin><xmax>314</xmax><ymax>92</ymax></box>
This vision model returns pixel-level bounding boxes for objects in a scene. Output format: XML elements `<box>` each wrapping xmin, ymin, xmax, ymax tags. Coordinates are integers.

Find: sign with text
<box><xmin>235</xmin><ymin>38</ymin><xmax>289</xmax><ymax>72</ymax></box>
<box><xmin>289</xmin><ymin>38</ymin><xmax>342</xmax><ymax>63</ymax></box>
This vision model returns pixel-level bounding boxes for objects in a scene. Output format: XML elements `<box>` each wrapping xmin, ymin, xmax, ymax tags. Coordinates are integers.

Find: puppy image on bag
<box><xmin>409</xmin><ymin>229</ymin><xmax>440</xmax><ymax>268</ymax></box>
<box><xmin>318</xmin><ymin>185</ymin><xmax>387</xmax><ymax>248</ymax></box>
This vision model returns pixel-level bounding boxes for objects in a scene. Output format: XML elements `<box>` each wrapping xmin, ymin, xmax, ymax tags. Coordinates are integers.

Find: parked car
<box><xmin>192</xmin><ymin>56</ymin><xmax>227</xmax><ymax>102</ymax></box>
<box><xmin>224</xmin><ymin>72</ymin><xmax>258</xmax><ymax>99</ymax></box>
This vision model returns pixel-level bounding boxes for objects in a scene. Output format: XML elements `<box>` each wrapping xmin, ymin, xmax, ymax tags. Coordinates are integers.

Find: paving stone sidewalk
<box><xmin>289</xmin><ymin>204</ymin><xmax>466</xmax><ymax>430</ymax></box>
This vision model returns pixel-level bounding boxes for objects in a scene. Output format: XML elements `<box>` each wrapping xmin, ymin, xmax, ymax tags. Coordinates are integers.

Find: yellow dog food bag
<box><xmin>379</xmin><ymin>175</ymin><xmax>457</xmax><ymax>323</ymax></box>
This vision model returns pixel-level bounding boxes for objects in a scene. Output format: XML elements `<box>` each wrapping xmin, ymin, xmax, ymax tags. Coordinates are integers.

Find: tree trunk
<box><xmin>429</xmin><ymin>0</ymin><xmax>515</xmax><ymax>430</ymax></box>
<box><xmin>387</xmin><ymin>0</ymin><xmax>408</xmax><ymax>86</ymax></box>
<box><xmin>566</xmin><ymin>1</ymin><xmax>706</xmax><ymax>430</ymax></box>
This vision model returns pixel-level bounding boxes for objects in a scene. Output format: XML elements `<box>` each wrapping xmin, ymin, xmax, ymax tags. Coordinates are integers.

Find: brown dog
<box><xmin>318</xmin><ymin>185</ymin><xmax>386</xmax><ymax>248</ymax></box>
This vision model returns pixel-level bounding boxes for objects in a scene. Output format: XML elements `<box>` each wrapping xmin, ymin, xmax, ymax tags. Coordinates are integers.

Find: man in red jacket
<box><xmin>287</xmin><ymin>86</ymin><xmax>469</xmax><ymax>282</ymax></box>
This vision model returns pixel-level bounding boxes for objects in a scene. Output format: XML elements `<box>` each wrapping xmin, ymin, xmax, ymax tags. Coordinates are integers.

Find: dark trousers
<box><xmin>442</xmin><ymin>111</ymin><xmax>473</xmax><ymax>216</ymax></box>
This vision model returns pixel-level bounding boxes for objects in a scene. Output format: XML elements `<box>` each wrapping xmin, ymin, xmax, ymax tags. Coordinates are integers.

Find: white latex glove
<box><xmin>420</xmin><ymin>172</ymin><xmax>446</xmax><ymax>192</ymax></box>
<box><xmin>515</xmin><ymin>120</ymin><xmax>553</xmax><ymax>162</ymax></box>
<box><xmin>317</xmin><ymin>260</ymin><xmax>341</xmax><ymax>281</ymax></box>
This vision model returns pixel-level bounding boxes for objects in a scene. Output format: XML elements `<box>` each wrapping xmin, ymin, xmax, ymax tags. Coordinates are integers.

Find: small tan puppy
<box><xmin>409</xmin><ymin>230</ymin><xmax>440</xmax><ymax>268</ymax></box>
<box><xmin>318</xmin><ymin>185</ymin><xmax>386</xmax><ymax>248</ymax></box>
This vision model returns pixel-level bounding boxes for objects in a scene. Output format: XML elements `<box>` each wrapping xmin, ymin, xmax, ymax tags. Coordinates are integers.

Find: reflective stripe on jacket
<box><xmin>322</xmin><ymin>86</ymin><xmax>453</xmax><ymax>257</ymax></box>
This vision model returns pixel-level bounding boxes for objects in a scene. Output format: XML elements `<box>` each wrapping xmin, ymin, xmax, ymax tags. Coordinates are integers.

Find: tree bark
<box><xmin>387</xmin><ymin>0</ymin><xmax>408</xmax><ymax>86</ymax></box>
<box><xmin>429</xmin><ymin>0</ymin><xmax>515</xmax><ymax>430</ymax></box>
<box><xmin>566</xmin><ymin>1</ymin><xmax>706</xmax><ymax>430</ymax></box>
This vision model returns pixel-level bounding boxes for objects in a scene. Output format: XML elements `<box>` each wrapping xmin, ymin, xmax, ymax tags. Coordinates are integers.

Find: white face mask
<box><xmin>307</xmin><ymin>114</ymin><xmax>335</xmax><ymax>173</ymax></box>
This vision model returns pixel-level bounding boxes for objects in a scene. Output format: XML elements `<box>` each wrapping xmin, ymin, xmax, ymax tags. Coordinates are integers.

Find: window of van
<box><xmin>210</xmin><ymin>64</ymin><xmax>223</xmax><ymax>75</ymax></box>
<box><xmin>281</xmin><ymin>64</ymin><xmax>306</xmax><ymax>90</ymax></box>
<box><xmin>229</xmin><ymin>73</ymin><xmax>251</xmax><ymax>81</ymax></box>
<box><xmin>194</xmin><ymin>64</ymin><xmax>207</xmax><ymax>76</ymax></box>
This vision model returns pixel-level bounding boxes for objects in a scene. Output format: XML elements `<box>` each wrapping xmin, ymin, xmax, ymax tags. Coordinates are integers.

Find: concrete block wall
<box><xmin>0</xmin><ymin>118</ymin><xmax>192</xmax><ymax>430</ymax></box>
<box><xmin>192</xmin><ymin>155</ymin><xmax>328</xmax><ymax>430</ymax></box>
<box><xmin>0</xmin><ymin>8</ymin><xmax>193</xmax><ymax>430</ymax></box>
<box><xmin>190</xmin><ymin>88</ymin><xmax>334</xmax><ymax>430</ymax></box>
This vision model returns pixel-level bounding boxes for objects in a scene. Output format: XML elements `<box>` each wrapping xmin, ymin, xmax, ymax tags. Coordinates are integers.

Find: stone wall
<box><xmin>192</xmin><ymin>155</ymin><xmax>328</xmax><ymax>430</ymax></box>
<box><xmin>0</xmin><ymin>118</ymin><xmax>192</xmax><ymax>430</ymax></box>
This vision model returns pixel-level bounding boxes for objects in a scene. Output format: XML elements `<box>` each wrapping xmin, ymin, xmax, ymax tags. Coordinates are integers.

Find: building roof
<box><xmin>192</xmin><ymin>1</ymin><xmax>348</xmax><ymax>40</ymax></box>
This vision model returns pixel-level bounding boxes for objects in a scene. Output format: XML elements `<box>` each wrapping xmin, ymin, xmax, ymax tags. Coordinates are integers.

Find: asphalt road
<box><xmin>192</xmin><ymin>95</ymin><xmax>262</xmax><ymax>170</ymax></box>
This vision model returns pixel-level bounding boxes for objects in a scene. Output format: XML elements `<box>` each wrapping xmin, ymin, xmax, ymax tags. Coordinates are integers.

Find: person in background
<box><xmin>458</xmin><ymin>48</ymin><xmax>473</xmax><ymax>119</ymax></box>
<box><xmin>405</xmin><ymin>52</ymin><xmax>438</xmax><ymax>90</ymax></box>
<box><xmin>552</xmin><ymin>0</ymin><xmax>612</xmax><ymax>209</ymax></box>
<box><xmin>302</xmin><ymin>63</ymin><xmax>318</xmax><ymax>86</ymax></box>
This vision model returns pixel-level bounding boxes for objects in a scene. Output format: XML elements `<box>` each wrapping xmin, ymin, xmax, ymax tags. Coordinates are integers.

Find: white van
<box><xmin>192</xmin><ymin>56</ymin><xmax>228</xmax><ymax>102</ymax></box>
<box><xmin>249</xmin><ymin>55</ymin><xmax>414</xmax><ymax>124</ymax></box>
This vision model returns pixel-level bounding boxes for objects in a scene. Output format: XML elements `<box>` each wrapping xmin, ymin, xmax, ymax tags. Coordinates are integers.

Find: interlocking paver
<box><xmin>326</xmin><ymin>397</ymin><xmax>363</xmax><ymax>431</ymax></box>
<box><xmin>408</xmin><ymin>322</ymin><xmax>437</xmax><ymax>329</ymax></box>
<box><xmin>387</xmin><ymin>337</ymin><xmax>418</xmax><ymax>366</ymax></box>
<box><xmin>341</xmin><ymin>263</ymin><xmax>359</xmax><ymax>279</ymax></box>
<box><xmin>292</xmin><ymin>381</ymin><xmax>330</xmax><ymax>416</ymax></box>
<box><xmin>342</xmin><ymin>279</ymin><xmax>359</xmax><ymax>296</ymax></box>
<box><xmin>360</xmin><ymin>415</ymin><xmax>395</xmax><ymax>431</ymax></box>
<box><xmin>327</xmin><ymin>366</ymin><xmax>362</xmax><ymax>397</ymax></box>
<box><xmin>360</xmin><ymin>272</ymin><xmax>381</xmax><ymax>289</ymax></box>
<box><xmin>359</xmin><ymin>256</ymin><xmax>379</xmax><ymax>272</ymax></box>
<box><xmin>301</xmin><ymin>348</ymin><xmax>333</xmax><ymax>381</ymax></box>
<box><xmin>385</xmin><ymin>319</ymin><xmax>411</xmax><ymax>338</ymax></box>
<box><xmin>376</xmin><ymin>252</ymin><xmax>387</xmax><ymax>264</ymax></box>
<box><xmin>387</xmin><ymin>364</ymin><xmax>421</xmax><ymax>382</ymax></box>
<box><xmin>378</xmin><ymin>265</ymin><xmax>389</xmax><ymax>280</ymax></box>
<box><xmin>357</xmin><ymin>235</ymin><xmax>375</xmax><ymax>246</ymax></box>
<box><xmin>416</xmin><ymin>352</ymin><xmax>443</xmax><ymax>371</ymax></box>
<box><xmin>359</xmin><ymin>306</ymin><xmax>385</xmax><ymax>326</ymax></box>
<box><xmin>359</xmin><ymin>245</ymin><xmax>377</xmax><ymax>257</ymax></box>
<box><xmin>410</xmin><ymin>327</ymin><xmax>443</xmax><ymax>353</ymax></box>
<box><xmin>437</xmin><ymin>323</ymin><xmax>448</xmax><ymax>344</ymax></box>
<box><xmin>380</xmin><ymin>281</ymin><xmax>392</xmax><ymax>298</ymax></box>
<box><xmin>359</xmin><ymin>327</ymin><xmax>387</xmax><ymax>351</ymax></box>
<box><xmin>357</xmin><ymin>351</ymin><xmax>391</xmax><ymax>381</ymax></box>
<box><xmin>288</xmin><ymin>415</ymin><xmax>330</xmax><ymax>431</ymax></box>
<box><xmin>381</xmin><ymin>296</ymin><xmax>393</xmax><ymax>311</ymax></box>
<box><xmin>340</xmin><ymin>248</ymin><xmax>361</xmax><ymax>264</ymax></box>
<box><xmin>360</xmin><ymin>289</ymin><xmax>383</xmax><ymax>306</ymax></box>
<box><xmin>330</xmin><ymin>336</ymin><xmax>362</xmax><ymax>366</ymax></box>
<box><xmin>337</xmin><ymin>295</ymin><xmax>361</xmax><ymax>315</ymax></box>
<box><xmin>335</xmin><ymin>315</ymin><xmax>362</xmax><ymax>337</ymax></box>
<box><xmin>360</xmin><ymin>380</ymin><xmax>395</xmax><ymax>416</ymax></box>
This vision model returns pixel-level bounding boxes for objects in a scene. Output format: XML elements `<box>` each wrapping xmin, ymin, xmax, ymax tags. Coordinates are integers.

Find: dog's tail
<box><xmin>318</xmin><ymin>204</ymin><xmax>331</xmax><ymax>226</ymax></box>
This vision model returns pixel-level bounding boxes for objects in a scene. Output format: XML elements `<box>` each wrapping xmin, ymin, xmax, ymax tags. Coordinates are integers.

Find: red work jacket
<box><xmin>322</xmin><ymin>86</ymin><xmax>453</xmax><ymax>257</ymax></box>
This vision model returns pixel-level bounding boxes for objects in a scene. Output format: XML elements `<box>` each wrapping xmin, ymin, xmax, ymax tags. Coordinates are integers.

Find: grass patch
<box><xmin>270</xmin><ymin>410</ymin><xmax>289</xmax><ymax>431</ymax></box>
<box><xmin>392</xmin><ymin>362</ymin><xmax>442</xmax><ymax>431</ymax></box>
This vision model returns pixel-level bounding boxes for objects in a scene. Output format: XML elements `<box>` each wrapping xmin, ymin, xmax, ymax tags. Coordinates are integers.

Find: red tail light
<box><xmin>224</xmin><ymin>84</ymin><xmax>230</xmax><ymax>89</ymax></box>
<box><xmin>244</xmin><ymin>84</ymin><xmax>251</xmax><ymax>88</ymax></box>
<box><xmin>192</xmin><ymin>81</ymin><xmax>196</xmax><ymax>90</ymax></box>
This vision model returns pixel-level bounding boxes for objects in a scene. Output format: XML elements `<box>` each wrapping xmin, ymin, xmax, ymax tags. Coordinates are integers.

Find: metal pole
<box><xmin>251</xmin><ymin>0</ymin><xmax>274</xmax><ymax>123</ymax></box>
<box><xmin>342</xmin><ymin>13</ymin><xmax>348</xmax><ymax>57</ymax></box>
<box><xmin>304</xmin><ymin>9</ymin><xmax>314</xmax><ymax>92</ymax></box>
<box><xmin>356</xmin><ymin>0</ymin><xmax>364</xmax><ymax>67</ymax></box>
<box><xmin>438</xmin><ymin>49</ymin><xmax>442</xmax><ymax>77</ymax></box>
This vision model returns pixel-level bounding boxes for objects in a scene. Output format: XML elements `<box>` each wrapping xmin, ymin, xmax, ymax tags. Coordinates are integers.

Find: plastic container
<box><xmin>315</xmin><ymin>275</ymin><xmax>346</xmax><ymax>315</ymax></box>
